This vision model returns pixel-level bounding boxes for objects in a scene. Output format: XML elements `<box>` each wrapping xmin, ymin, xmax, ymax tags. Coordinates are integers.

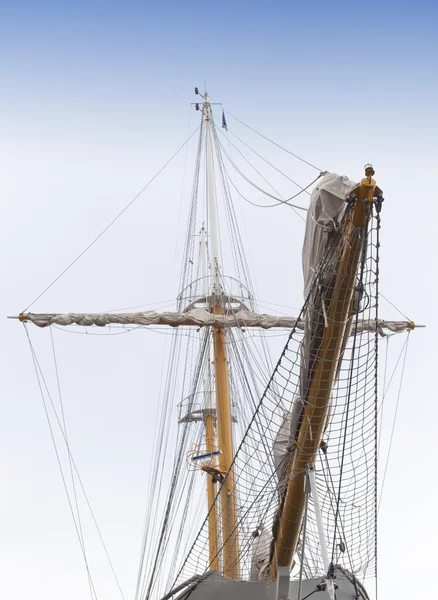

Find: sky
<box><xmin>1</xmin><ymin>1</ymin><xmax>438</xmax><ymax>599</ymax></box>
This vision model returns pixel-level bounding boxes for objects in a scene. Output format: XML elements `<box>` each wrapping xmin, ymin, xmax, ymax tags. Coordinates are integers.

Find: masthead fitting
<box><xmin>194</xmin><ymin>86</ymin><xmax>204</xmax><ymax>98</ymax></box>
<box><xmin>364</xmin><ymin>163</ymin><xmax>375</xmax><ymax>177</ymax></box>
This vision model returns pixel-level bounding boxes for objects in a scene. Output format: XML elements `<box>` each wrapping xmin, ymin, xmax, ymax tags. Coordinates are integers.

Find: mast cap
<box><xmin>364</xmin><ymin>163</ymin><xmax>375</xmax><ymax>177</ymax></box>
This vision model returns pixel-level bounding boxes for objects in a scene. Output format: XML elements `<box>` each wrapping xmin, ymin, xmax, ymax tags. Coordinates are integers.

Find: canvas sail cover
<box><xmin>302</xmin><ymin>172</ymin><xmax>356</xmax><ymax>298</ymax></box>
<box><xmin>300</xmin><ymin>173</ymin><xmax>357</xmax><ymax>401</ymax></box>
<box><xmin>20</xmin><ymin>310</ymin><xmax>412</xmax><ymax>335</ymax></box>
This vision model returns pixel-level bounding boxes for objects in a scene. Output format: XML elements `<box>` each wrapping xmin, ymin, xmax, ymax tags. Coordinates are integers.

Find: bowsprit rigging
<box><xmin>12</xmin><ymin>89</ymin><xmax>421</xmax><ymax>600</ymax></box>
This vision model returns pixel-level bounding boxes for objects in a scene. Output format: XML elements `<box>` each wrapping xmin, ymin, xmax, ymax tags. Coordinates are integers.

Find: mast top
<box><xmin>202</xmin><ymin>92</ymin><xmax>211</xmax><ymax>121</ymax></box>
<box><xmin>195</xmin><ymin>86</ymin><xmax>213</xmax><ymax>121</ymax></box>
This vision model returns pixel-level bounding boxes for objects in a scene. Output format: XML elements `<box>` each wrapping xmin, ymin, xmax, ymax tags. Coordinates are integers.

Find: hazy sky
<box><xmin>2</xmin><ymin>1</ymin><xmax>437</xmax><ymax>599</ymax></box>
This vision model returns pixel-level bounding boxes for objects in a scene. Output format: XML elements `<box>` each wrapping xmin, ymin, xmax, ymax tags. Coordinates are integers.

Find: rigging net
<box><xmin>170</xmin><ymin>182</ymin><xmax>384</xmax><ymax>591</ymax></box>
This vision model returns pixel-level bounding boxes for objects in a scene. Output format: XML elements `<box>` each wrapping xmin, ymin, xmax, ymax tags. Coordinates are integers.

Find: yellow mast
<box><xmin>204</xmin><ymin>411</ymin><xmax>220</xmax><ymax>571</ymax></box>
<box><xmin>198</xmin><ymin>224</ymin><xmax>221</xmax><ymax>572</ymax></box>
<box><xmin>203</xmin><ymin>91</ymin><xmax>240</xmax><ymax>577</ymax></box>
<box><xmin>212</xmin><ymin>307</ymin><xmax>240</xmax><ymax>578</ymax></box>
<box><xmin>269</xmin><ymin>168</ymin><xmax>381</xmax><ymax>580</ymax></box>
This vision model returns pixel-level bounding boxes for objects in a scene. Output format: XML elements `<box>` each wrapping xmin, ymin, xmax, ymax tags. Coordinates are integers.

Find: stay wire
<box><xmin>378</xmin><ymin>333</ymin><xmax>410</xmax><ymax>510</ymax></box>
<box><xmin>378</xmin><ymin>336</ymin><xmax>409</xmax><ymax>419</ymax></box>
<box><xmin>218</xmin><ymin>123</ymin><xmax>313</xmax><ymax>194</ymax></box>
<box><xmin>224</xmin><ymin>109</ymin><xmax>323</xmax><ymax>172</ymax></box>
<box><xmin>374</xmin><ymin>287</ymin><xmax>411</xmax><ymax>322</ymax></box>
<box><xmin>24</xmin><ymin>324</ymin><xmax>98</xmax><ymax>600</ymax></box>
<box><xmin>377</xmin><ymin>337</ymin><xmax>389</xmax><ymax>458</ymax></box>
<box><xmin>23</xmin><ymin>124</ymin><xmax>201</xmax><ymax>313</ymax></box>
<box><xmin>25</xmin><ymin>325</ymin><xmax>127</xmax><ymax>600</ymax></box>
<box><xmin>142</xmin><ymin>333</ymin><xmax>211</xmax><ymax>599</ymax></box>
<box><xmin>50</xmin><ymin>327</ymin><xmax>92</xmax><ymax>594</ymax></box>
<box><xmin>215</xmin><ymin>118</ymin><xmax>293</xmax><ymax>203</ymax></box>
<box><xmin>224</xmin><ymin>163</ymin><xmax>318</xmax><ymax>213</ymax></box>
<box><xmin>217</xmin><ymin>134</ymin><xmax>310</xmax><ymax>217</ymax></box>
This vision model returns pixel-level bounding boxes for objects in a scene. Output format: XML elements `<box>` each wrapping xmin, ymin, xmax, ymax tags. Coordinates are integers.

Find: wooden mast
<box><xmin>204</xmin><ymin>92</ymin><xmax>240</xmax><ymax>578</ymax></box>
<box><xmin>200</xmin><ymin>226</ymin><xmax>220</xmax><ymax>572</ymax></box>
<box><xmin>204</xmin><ymin>410</ymin><xmax>220</xmax><ymax>571</ymax></box>
<box><xmin>269</xmin><ymin>168</ymin><xmax>381</xmax><ymax>581</ymax></box>
<box><xmin>212</xmin><ymin>306</ymin><xmax>240</xmax><ymax>578</ymax></box>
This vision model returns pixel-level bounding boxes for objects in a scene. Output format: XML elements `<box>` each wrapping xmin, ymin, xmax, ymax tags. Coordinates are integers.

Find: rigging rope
<box><xmin>224</xmin><ymin>164</ymin><xmax>319</xmax><ymax>212</ymax></box>
<box><xmin>24</xmin><ymin>325</ymin><xmax>99</xmax><ymax>600</ymax></box>
<box><xmin>23</xmin><ymin>124</ymin><xmax>202</xmax><ymax>313</ymax></box>
<box><xmin>136</xmin><ymin>105</ymin><xmax>296</xmax><ymax>597</ymax></box>
<box><xmin>224</xmin><ymin>109</ymin><xmax>323</xmax><ymax>172</ymax></box>
<box><xmin>24</xmin><ymin>325</ymin><xmax>127</xmax><ymax>600</ymax></box>
<box><xmin>217</xmin><ymin>135</ymin><xmax>311</xmax><ymax>214</ymax></box>
<box><xmin>50</xmin><ymin>327</ymin><xmax>94</xmax><ymax>596</ymax></box>
<box><xmin>378</xmin><ymin>333</ymin><xmax>410</xmax><ymax>510</ymax></box>
<box><xmin>374</xmin><ymin>287</ymin><xmax>411</xmax><ymax>322</ymax></box>
<box><xmin>217</xmin><ymin>123</ymin><xmax>313</xmax><ymax>194</ymax></box>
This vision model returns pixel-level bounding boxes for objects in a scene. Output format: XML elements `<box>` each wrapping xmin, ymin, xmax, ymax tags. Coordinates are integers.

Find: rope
<box><xmin>374</xmin><ymin>210</ymin><xmax>381</xmax><ymax>597</ymax></box>
<box><xmin>23</xmin><ymin>124</ymin><xmax>202</xmax><ymax>312</ymax></box>
<box><xmin>218</xmin><ymin>135</ymin><xmax>312</xmax><ymax>214</ymax></box>
<box><xmin>217</xmin><ymin>123</ymin><xmax>313</xmax><ymax>194</ymax></box>
<box><xmin>225</xmin><ymin>164</ymin><xmax>318</xmax><ymax>212</ymax></box>
<box><xmin>378</xmin><ymin>333</ymin><xmax>410</xmax><ymax>510</ymax></box>
<box><xmin>374</xmin><ymin>287</ymin><xmax>411</xmax><ymax>322</ymax></box>
<box><xmin>25</xmin><ymin>325</ymin><xmax>126</xmax><ymax>600</ymax></box>
<box><xmin>50</xmin><ymin>327</ymin><xmax>93</xmax><ymax>595</ymax></box>
<box><xmin>24</xmin><ymin>325</ymin><xmax>99</xmax><ymax>600</ymax></box>
<box><xmin>224</xmin><ymin>109</ymin><xmax>323</xmax><ymax>171</ymax></box>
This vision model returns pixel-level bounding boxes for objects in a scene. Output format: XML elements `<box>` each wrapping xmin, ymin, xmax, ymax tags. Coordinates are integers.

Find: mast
<box><xmin>203</xmin><ymin>93</ymin><xmax>240</xmax><ymax>578</ymax></box>
<box><xmin>270</xmin><ymin>168</ymin><xmax>382</xmax><ymax>580</ymax></box>
<box><xmin>200</xmin><ymin>225</ymin><xmax>220</xmax><ymax>571</ymax></box>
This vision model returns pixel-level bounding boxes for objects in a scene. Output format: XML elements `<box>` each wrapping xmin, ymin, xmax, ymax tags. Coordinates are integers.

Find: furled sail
<box><xmin>18</xmin><ymin>310</ymin><xmax>414</xmax><ymax>335</ymax></box>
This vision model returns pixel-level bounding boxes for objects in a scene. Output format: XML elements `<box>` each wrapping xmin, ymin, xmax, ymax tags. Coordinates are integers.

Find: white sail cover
<box><xmin>302</xmin><ymin>172</ymin><xmax>356</xmax><ymax>298</ymax></box>
<box><xmin>22</xmin><ymin>309</ymin><xmax>301</xmax><ymax>329</ymax></box>
<box><xmin>20</xmin><ymin>310</ymin><xmax>413</xmax><ymax>335</ymax></box>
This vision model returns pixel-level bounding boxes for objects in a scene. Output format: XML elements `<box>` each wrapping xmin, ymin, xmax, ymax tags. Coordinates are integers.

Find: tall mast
<box><xmin>203</xmin><ymin>93</ymin><xmax>240</xmax><ymax>578</ymax></box>
<box><xmin>200</xmin><ymin>225</ymin><xmax>220</xmax><ymax>571</ymax></box>
<box><xmin>204</xmin><ymin>94</ymin><xmax>221</xmax><ymax>294</ymax></box>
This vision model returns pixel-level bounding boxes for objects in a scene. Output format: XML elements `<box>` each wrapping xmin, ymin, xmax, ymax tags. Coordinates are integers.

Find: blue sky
<box><xmin>2</xmin><ymin>2</ymin><xmax>438</xmax><ymax>600</ymax></box>
<box><xmin>3</xmin><ymin>1</ymin><xmax>437</xmax><ymax>122</ymax></box>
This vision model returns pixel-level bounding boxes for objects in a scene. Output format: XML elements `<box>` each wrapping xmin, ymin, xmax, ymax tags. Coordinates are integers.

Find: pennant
<box><xmin>222</xmin><ymin>110</ymin><xmax>228</xmax><ymax>131</ymax></box>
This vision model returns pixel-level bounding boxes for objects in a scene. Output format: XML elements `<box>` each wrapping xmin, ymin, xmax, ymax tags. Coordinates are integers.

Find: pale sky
<box><xmin>2</xmin><ymin>2</ymin><xmax>437</xmax><ymax>599</ymax></box>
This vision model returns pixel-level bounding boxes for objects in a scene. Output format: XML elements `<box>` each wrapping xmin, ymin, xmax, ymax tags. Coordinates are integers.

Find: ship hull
<box><xmin>173</xmin><ymin>568</ymin><xmax>369</xmax><ymax>600</ymax></box>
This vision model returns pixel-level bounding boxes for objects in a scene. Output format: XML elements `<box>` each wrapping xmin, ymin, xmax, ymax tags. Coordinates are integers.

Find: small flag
<box><xmin>222</xmin><ymin>110</ymin><xmax>228</xmax><ymax>131</ymax></box>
